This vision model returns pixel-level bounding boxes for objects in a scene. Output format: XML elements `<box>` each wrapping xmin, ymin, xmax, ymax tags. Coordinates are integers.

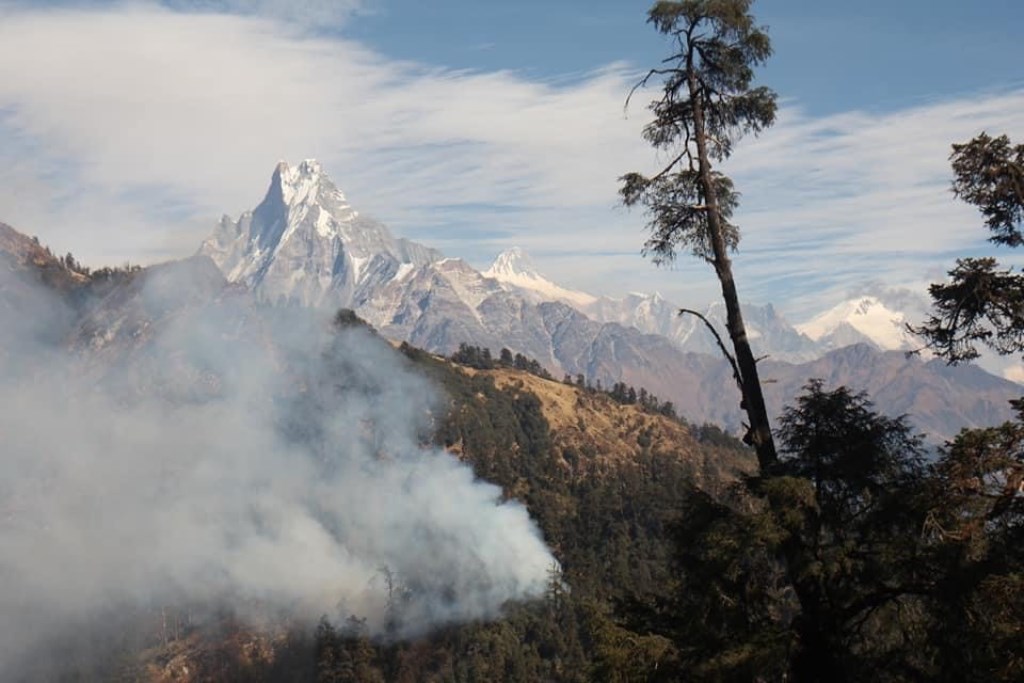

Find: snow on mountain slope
<box><xmin>195</xmin><ymin>160</ymin><xmax>1020</xmax><ymax>403</ymax></box>
<box><xmin>483</xmin><ymin>248</ymin><xmax>596</xmax><ymax>307</ymax></box>
<box><xmin>198</xmin><ymin>160</ymin><xmax>441</xmax><ymax>308</ymax></box>
<box><xmin>796</xmin><ymin>295</ymin><xmax>916</xmax><ymax>351</ymax></box>
<box><xmin>479</xmin><ymin>247</ymin><xmax>825</xmax><ymax>363</ymax></box>
<box><xmin>195</xmin><ymin>163</ymin><xmax>735</xmax><ymax>408</ymax></box>
<box><xmin>794</xmin><ymin>289</ymin><xmax>1024</xmax><ymax>384</ymax></box>
<box><xmin>582</xmin><ymin>291</ymin><xmax>690</xmax><ymax>342</ymax></box>
<box><xmin>581</xmin><ymin>294</ymin><xmax>823</xmax><ymax>363</ymax></box>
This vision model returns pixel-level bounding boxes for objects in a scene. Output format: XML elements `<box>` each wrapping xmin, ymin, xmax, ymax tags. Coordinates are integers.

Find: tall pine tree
<box><xmin>621</xmin><ymin>0</ymin><xmax>778</xmax><ymax>469</ymax></box>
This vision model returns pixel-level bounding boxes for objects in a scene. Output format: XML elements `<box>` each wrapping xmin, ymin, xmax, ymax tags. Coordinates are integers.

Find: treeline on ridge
<box><xmin>449</xmin><ymin>342</ymin><xmax>684</xmax><ymax>423</ymax></box>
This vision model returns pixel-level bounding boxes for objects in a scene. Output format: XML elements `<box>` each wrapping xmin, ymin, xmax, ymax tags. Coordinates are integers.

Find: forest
<box><xmin>300</xmin><ymin>1</ymin><xmax>1024</xmax><ymax>679</ymax></box>
<box><xmin>70</xmin><ymin>302</ymin><xmax>1021</xmax><ymax>681</ymax></box>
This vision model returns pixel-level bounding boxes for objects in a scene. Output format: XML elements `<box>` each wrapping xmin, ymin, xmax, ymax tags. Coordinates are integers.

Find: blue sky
<box><xmin>350</xmin><ymin>0</ymin><xmax>1024</xmax><ymax>115</ymax></box>
<box><xmin>0</xmin><ymin>0</ymin><xmax>1021</xmax><ymax>320</ymax></box>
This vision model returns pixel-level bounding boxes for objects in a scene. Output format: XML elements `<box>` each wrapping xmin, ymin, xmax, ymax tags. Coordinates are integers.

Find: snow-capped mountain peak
<box><xmin>483</xmin><ymin>247</ymin><xmax>596</xmax><ymax>307</ymax></box>
<box><xmin>796</xmin><ymin>295</ymin><xmax>913</xmax><ymax>350</ymax></box>
<box><xmin>485</xmin><ymin>247</ymin><xmax>539</xmax><ymax>279</ymax></box>
<box><xmin>274</xmin><ymin>159</ymin><xmax>352</xmax><ymax>218</ymax></box>
<box><xmin>198</xmin><ymin>160</ymin><xmax>441</xmax><ymax>307</ymax></box>
<box><xmin>269</xmin><ymin>159</ymin><xmax>358</xmax><ymax>237</ymax></box>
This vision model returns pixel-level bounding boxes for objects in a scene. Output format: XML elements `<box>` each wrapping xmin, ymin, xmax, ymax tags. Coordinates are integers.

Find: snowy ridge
<box><xmin>196</xmin><ymin>160</ymin><xmax>1021</xmax><ymax>384</ymax></box>
<box><xmin>277</xmin><ymin>160</ymin><xmax>349</xmax><ymax>214</ymax></box>
<box><xmin>484</xmin><ymin>248</ymin><xmax>597</xmax><ymax>307</ymax></box>
<box><xmin>198</xmin><ymin>160</ymin><xmax>442</xmax><ymax>308</ymax></box>
<box><xmin>797</xmin><ymin>295</ymin><xmax>915</xmax><ymax>351</ymax></box>
<box><xmin>483</xmin><ymin>248</ymin><xmax>825</xmax><ymax>362</ymax></box>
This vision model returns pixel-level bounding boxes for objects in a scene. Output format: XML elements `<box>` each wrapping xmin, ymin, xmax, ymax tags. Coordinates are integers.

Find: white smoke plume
<box><xmin>0</xmin><ymin>256</ymin><xmax>556</xmax><ymax>673</ymax></box>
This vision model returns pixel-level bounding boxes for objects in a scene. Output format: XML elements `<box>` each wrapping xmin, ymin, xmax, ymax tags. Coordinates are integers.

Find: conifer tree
<box><xmin>622</xmin><ymin>0</ymin><xmax>778</xmax><ymax>468</ymax></box>
<box><xmin>914</xmin><ymin>133</ymin><xmax>1024</xmax><ymax>362</ymax></box>
<box><xmin>912</xmin><ymin>134</ymin><xmax>1024</xmax><ymax>680</ymax></box>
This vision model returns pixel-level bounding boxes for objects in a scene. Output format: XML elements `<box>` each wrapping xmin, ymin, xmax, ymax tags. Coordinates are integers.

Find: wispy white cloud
<box><xmin>0</xmin><ymin>0</ymin><xmax>367</xmax><ymax>30</ymax></box>
<box><xmin>0</xmin><ymin>3</ymin><xmax>647</xmax><ymax>264</ymax></box>
<box><xmin>724</xmin><ymin>90</ymin><xmax>1024</xmax><ymax>316</ymax></box>
<box><xmin>0</xmin><ymin>2</ymin><xmax>1020</xmax><ymax>321</ymax></box>
<box><xmin>166</xmin><ymin>0</ymin><xmax>367</xmax><ymax>29</ymax></box>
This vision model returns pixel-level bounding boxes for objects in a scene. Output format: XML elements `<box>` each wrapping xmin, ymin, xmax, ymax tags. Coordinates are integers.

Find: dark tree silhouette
<box><xmin>914</xmin><ymin>133</ymin><xmax>1024</xmax><ymax>362</ymax></box>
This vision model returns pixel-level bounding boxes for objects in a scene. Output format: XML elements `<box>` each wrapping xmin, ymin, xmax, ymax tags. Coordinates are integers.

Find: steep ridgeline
<box><xmin>199</xmin><ymin>160</ymin><xmax>442</xmax><ymax>309</ymax></box>
<box><xmin>482</xmin><ymin>247</ymin><xmax>596</xmax><ymax>308</ymax></box>
<box><xmin>482</xmin><ymin>248</ymin><xmax>921</xmax><ymax>364</ymax></box>
<box><xmin>198</xmin><ymin>160</ymin><xmax>820</xmax><ymax>379</ymax></box>
<box><xmin>583</xmin><ymin>296</ymin><xmax>823</xmax><ymax>363</ymax></box>
<box><xmin>197</xmin><ymin>161</ymin><xmax>729</xmax><ymax>406</ymax></box>
<box><xmin>796</xmin><ymin>294</ymin><xmax>926</xmax><ymax>352</ymax></box>
<box><xmin>487</xmin><ymin>252</ymin><xmax>1023</xmax><ymax>388</ymax></box>
<box><xmin>195</xmin><ymin>160</ymin><xmax>925</xmax><ymax>368</ymax></box>
<box><xmin>192</xmin><ymin>162</ymin><xmax>1022</xmax><ymax>442</ymax></box>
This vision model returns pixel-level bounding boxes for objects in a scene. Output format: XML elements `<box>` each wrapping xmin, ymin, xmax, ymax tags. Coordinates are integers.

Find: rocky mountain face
<box><xmin>199</xmin><ymin>159</ymin><xmax>442</xmax><ymax>309</ymax></box>
<box><xmin>486</xmin><ymin>244</ymin><xmax>1023</xmax><ymax>385</ymax></box>
<box><xmin>4</xmin><ymin>159</ymin><xmax>1017</xmax><ymax>442</ymax></box>
<box><xmin>197</xmin><ymin>162</ymin><xmax>731</xmax><ymax>401</ymax></box>
<box><xmin>484</xmin><ymin>247</ymin><xmax>831</xmax><ymax>364</ymax></box>
<box><xmin>583</xmin><ymin>296</ymin><xmax>823</xmax><ymax>363</ymax></box>
<box><xmin>189</xmin><ymin>161</ymin><xmax>1024</xmax><ymax>441</ymax></box>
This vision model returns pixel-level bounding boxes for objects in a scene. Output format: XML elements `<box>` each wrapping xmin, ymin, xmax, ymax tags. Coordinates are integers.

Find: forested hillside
<box><xmin>20</xmin><ymin>321</ymin><xmax>752</xmax><ymax>681</ymax></box>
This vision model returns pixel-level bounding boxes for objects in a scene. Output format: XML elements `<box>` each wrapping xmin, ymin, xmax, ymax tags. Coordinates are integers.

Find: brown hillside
<box><xmin>0</xmin><ymin>221</ymin><xmax>89</xmax><ymax>289</ymax></box>
<box><xmin>480</xmin><ymin>367</ymin><xmax>752</xmax><ymax>488</ymax></box>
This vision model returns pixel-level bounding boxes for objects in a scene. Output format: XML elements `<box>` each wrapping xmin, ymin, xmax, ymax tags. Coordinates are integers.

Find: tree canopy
<box><xmin>621</xmin><ymin>0</ymin><xmax>779</xmax><ymax>469</ymax></box>
<box><xmin>914</xmin><ymin>134</ymin><xmax>1024</xmax><ymax>362</ymax></box>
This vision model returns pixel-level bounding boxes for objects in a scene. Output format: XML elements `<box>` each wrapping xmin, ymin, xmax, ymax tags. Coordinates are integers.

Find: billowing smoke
<box><xmin>0</xmin><ymin>257</ymin><xmax>556</xmax><ymax>670</ymax></box>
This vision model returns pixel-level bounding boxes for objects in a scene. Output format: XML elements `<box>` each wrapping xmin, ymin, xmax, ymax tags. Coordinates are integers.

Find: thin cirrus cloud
<box><xmin>0</xmin><ymin>1</ymin><xmax>1020</xmax><ymax>319</ymax></box>
<box><xmin>726</xmin><ymin>90</ymin><xmax>1024</xmax><ymax>316</ymax></box>
<box><xmin>156</xmin><ymin>0</ymin><xmax>368</xmax><ymax>29</ymax></box>
<box><xmin>0</xmin><ymin>2</ymin><xmax>646</xmax><ymax>258</ymax></box>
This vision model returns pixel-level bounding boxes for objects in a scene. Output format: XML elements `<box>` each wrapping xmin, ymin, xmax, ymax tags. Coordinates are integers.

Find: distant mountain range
<box><xmin>481</xmin><ymin>243</ymin><xmax>928</xmax><ymax>362</ymax></box>
<box><xmin>2</xmin><ymin>160</ymin><xmax>1019</xmax><ymax>442</ymax></box>
<box><xmin>197</xmin><ymin>159</ymin><xmax>918</xmax><ymax>364</ymax></box>
<box><xmin>193</xmin><ymin>160</ymin><xmax>1020</xmax><ymax>440</ymax></box>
